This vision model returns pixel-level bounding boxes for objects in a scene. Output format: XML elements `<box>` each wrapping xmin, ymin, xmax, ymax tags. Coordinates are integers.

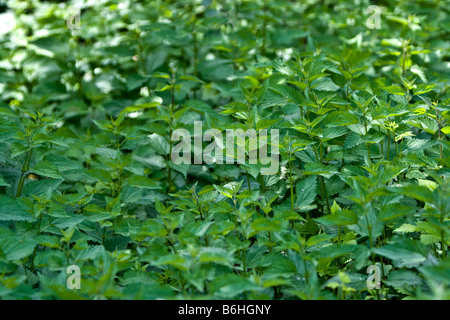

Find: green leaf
<box><xmin>125</xmin><ymin>175</ymin><xmax>160</xmax><ymax>189</ymax></box>
<box><xmin>167</xmin><ymin>161</ymin><xmax>189</xmax><ymax>179</ymax></box>
<box><xmin>179</xmin><ymin>75</ymin><xmax>205</xmax><ymax>83</ymax></box>
<box><xmin>344</xmin><ymin>132</ymin><xmax>363</xmax><ymax>149</ymax></box>
<box><xmin>303</xmin><ymin>163</ymin><xmax>338</xmax><ymax>176</ymax></box>
<box><xmin>296</xmin><ymin>176</ymin><xmax>317</xmax><ymax>208</ymax></box>
<box><xmin>32</xmin><ymin>133</ymin><xmax>68</xmax><ymax>147</ymax></box>
<box><xmin>322</xmin><ymin>127</ymin><xmax>348</xmax><ymax>141</ymax></box>
<box><xmin>0</xmin><ymin>107</ymin><xmax>19</xmax><ymax>118</ymax></box>
<box><xmin>119</xmin><ymin>102</ymin><xmax>160</xmax><ymax>117</ymax></box>
<box><xmin>312</xmin><ymin>77</ymin><xmax>340</xmax><ymax>91</ymax></box>
<box><xmin>250</xmin><ymin>218</ymin><xmax>282</xmax><ymax>236</ymax></box>
<box><xmin>210</xmin><ymin>274</ymin><xmax>261</xmax><ymax>298</ymax></box>
<box><xmin>413</xmin><ymin>84</ymin><xmax>435</xmax><ymax>96</ymax></box>
<box><xmin>31</xmin><ymin>161</ymin><xmax>64</xmax><ymax>179</ymax></box>
<box><xmin>373</xmin><ymin>238</ymin><xmax>428</xmax><ymax>267</ymax></box>
<box><xmin>385</xmin><ymin>270</ymin><xmax>422</xmax><ymax>288</ymax></box>
<box><xmin>306</xmin><ymin>233</ymin><xmax>334</xmax><ymax>247</ymax></box>
<box><xmin>315</xmin><ymin>210</ymin><xmax>358</xmax><ymax>226</ymax></box>
<box><xmin>311</xmin><ymin>244</ymin><xmax>358</xmax><ymax>259</ymax></box>
<box><xmin>199</xmin><ymin>247</ymin><xmax>234</xmax><ymax>267</ymax></box>
<box><xmin>379</xmin><ymin>205</ymin><xmax>412</xmax><ymax>221</ymax></box>
<box><xmin>406</xmin><ymin>118</ymin><xmax>439</xmax><ymax>134</ymax></box>
<box><xmin>420</xmin><ymin>260</ymin><xmax>450</xmax><ymax>284</ymax></box>
<box><xmin>153</xmin><ymin>254</ymin><xmax>187</xmax><ymax>270</ymax></box>
<box><xmin>22</xmin><ymin>179</ymin><xmax>63</xmax><ymax>197</ymax></box>
<box><xmin>84</xmin><ymin>169</ymin><xmax>112</xmax><ymax>183</ymax></box>
<box><xmin>213</xmin><ymin>184</ymin><xmax>234</xmax><ymax>199</ymax></box>
<box><xmin>256</xmin><ymin>119</ymin><xmax>279</xmax><ymax>130</ymax></box>
<box><xmin>0</xmin><ymin>173</ymin><xmax>10</xmax><ymax>187</ymax></box>
<box><xmin>3</xmin><ymin>238</ymin><xmax>38</xmax><ymax>261</ymax></box>
<box><xmin>0</xmin><ymin>196</ymin><xmax>34</xmax><ymax>222</ymax></box>
<box><xmin>389</xmin><ymin>184</ymin><xmax>434</xmax><ymax>203</ymax></box>
<box><xmin>383</xmin><ymin>85</ymin><xmax>405</xmax><ymax>96</ymax></box>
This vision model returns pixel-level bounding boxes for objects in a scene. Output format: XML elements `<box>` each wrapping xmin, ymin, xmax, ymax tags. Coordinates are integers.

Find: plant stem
<box><xmin>313</xmin><ymin>145</ymin><xmax>330</xmax><ymax>214</ymax></box>
<box><xmin>378</xmin><ymin>126</ymin><xmax>384</xmax><ymax>156</ymax></box>
<box><xmin>16</xmin><ymin>148</ymin><xmax>33</xmax><ymax>198</ymax></box>
<box><xmin>392</xmin><ymin>131</ymin><xmax>399</xmax><ymax>157</ymax></box>
<box><xmin>268</xmin><ymin>232</ymin><xmax>272</xmax><ymax>253</ymax></box>
<box><xmin>401</xmin><ymin>40</ymin><xmax>408</xmax><ymax>78</ymax></box>
<box><xmin>365</xmin><ymin>212</ymin><xmax>381</xmax><ymax>300</ymax></box>
<box><xmin>345</xmin><ymin>81</ymin><xmax>350</xmax><ymax>101</ymax></box>
<box><xmin>386</xmin><ymin>132</ymin><xmax>390</xmax><ymax>160</ymax></box>
<box><xmin>436</xmin><ymin>108</ymin><xmax>443</xmax><ymax>160</ymax></box>
<box><xmin>246</xmin><ymin>171</ymin><xmax>251</xmax><ymax>191</ymax></box>
<box><xmin>320</xmin><ymin>176</ymin><xmax>330</xmax><ymax>214</ymax></box>
<box><xmin>303</xmin><ymin>254</ymin><xmax>309</xmax><ymax>285</ymax></box>
<box><xmin>30</xmin><ymin>210</ymin><xmax>44</xmax><ymax>270</ymax></box>
<box><xmin>259</xmin><ymin>175</ymin><xmax>265</xmax><ymax>191</ymax></box>
<box><xmin>289</xmin><ymin>158</ymin><xmax>294</xmax><ymax>212</ymax></box>
<box><xmin>289</xmin><ymin>158</ymin><xmax>296</xmax><ymax>228</ymax></box>
<box><xmin>195</xmin><ymin>193</ymin><xmax>209</xmax><ymax>247</ymax></box>
<box><xmin>167</xmin><ymin>75</ymin><xmax>175</xmax><ymax>193</ymax></box>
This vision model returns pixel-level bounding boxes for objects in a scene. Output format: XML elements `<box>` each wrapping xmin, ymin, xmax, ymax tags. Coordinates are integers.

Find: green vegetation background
<box><xmin>0</xmin><ymin>0</ymin><xmax>448</xmax><ymax>300</ymax></box>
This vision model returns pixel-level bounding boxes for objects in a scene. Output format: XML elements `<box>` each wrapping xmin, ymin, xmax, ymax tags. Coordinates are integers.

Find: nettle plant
<box><xmin>0</xmin><ymin>0</ymin><xmax>448</xmax><ymax>300</ymax></box>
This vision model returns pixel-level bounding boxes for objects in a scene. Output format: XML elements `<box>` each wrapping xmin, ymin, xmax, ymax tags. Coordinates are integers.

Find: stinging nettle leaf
<box><xmin>296</xmin><ymin>176</ymin><xmax>317</xmax><ymax>208</ymax></box>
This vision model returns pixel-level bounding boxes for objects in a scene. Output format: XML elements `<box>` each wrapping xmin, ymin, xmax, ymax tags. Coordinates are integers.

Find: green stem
<box><xmin>392</xmin><ymin>131</ymin><xmax>399</xmax><ymax>157</ymax></box>
<box><xmin>195</xmin><ymin>194</ymin><xmax>209</xmax><ymax>247</ymax></box>
<box><xmin>436</xmin><ymin>109</ymin><xmax>443</xmax><ymax>160</ymax></box>
<box><xmin>378</xmin><ymin>126</ymin><xmax>384</xmax><ymax>156</ymax></box>
<box><xmin>289</xmin><ymin>158</ymin><xmax>295</xmax><ymax>228</ymax></box>
<box><xmin>167</xmin><ymin>76</ymin><xmax>175</xmax><ymax>193</ymax></box>
<box><xmin>313</xmin><ymin>145</ymin><xmax>330</xmax><ymax>214</ymax></box>
<box><xmin>365</xmin><ymin>212</ymin><xmax>381</xmax><ymax>300</ymax></box>
<box><xmin>345</xmin><ymin>80</ymin><xmax>352</xmax><ymax>101</ymax></box>
<box><xmin>401</xmin><ymin>40</ymin><xmax>408</xmax><ymax>78</ymax></box>
<box><xmin>233</xmin><ymin>198</ymin><xmax>240</xmax><ymax>239</ymax></box>
<box><xmin>289</xmin><ymin>159</ymin><xmax>294</xmax><ymax>211</ymax></box>
<box><xmin>386</xmin><ymin>132</ymin><xmax>390</xmax><ymax>160</ymax></box>
<box><xmin>30</xmin><ymin>210</ymin><xmax>44</xmax><ymax>270</ymax></box>
<box><xmin>178</xmin><ymin>270</ymin><xmax>185</xmax><ymax>295</ymax></box>
<box><xmin>302</xmin><ymin>253</ymin><xmax>309</xmax><ymax>285</ymax></box>
<box><xmin>16</xmin><ymin>148</ymin><xmax>33</xmax><ymax>198</ymax></box>
<box><xmin>321</xmin><ymin>176</ymin><xmax>330</xmax><ymax>214</ymax></box>
<box><xmin>259</xmin><ymin>175</ymin><xmax>265</xmax><ymax>191</ymax></box>
<box><xmin>242</xmin><ymin>249</ymin><xmax>247</xmax><ymax>277</ymax></box>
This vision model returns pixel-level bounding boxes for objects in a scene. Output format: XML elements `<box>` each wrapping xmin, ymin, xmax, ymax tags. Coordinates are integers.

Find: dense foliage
<box><xmin>0</xmin><ymin>0</ymin><xmax>448</xmax><ymax>300</ymax></box>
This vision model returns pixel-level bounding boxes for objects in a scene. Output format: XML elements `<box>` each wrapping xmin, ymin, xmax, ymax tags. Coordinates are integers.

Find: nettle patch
<box><xmin>0</xmin><ymin>0</ymin><xmax>448</xmax><ymax>300</ymax></box>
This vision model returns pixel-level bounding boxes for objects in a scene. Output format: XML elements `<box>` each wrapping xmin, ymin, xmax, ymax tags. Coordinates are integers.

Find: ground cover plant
<box><xmin>0</xmin><ymin>0</ymin><xmax>448</xmax><ymax>300</ymax></box>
